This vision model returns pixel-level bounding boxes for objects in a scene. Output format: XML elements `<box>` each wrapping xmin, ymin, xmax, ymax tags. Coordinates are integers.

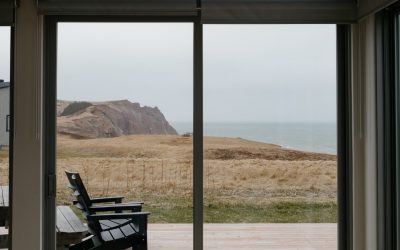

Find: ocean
<box><xmin>170</xmin><ymin>122</ymin><xmax>337</xmax><ymax>154</ymax></box>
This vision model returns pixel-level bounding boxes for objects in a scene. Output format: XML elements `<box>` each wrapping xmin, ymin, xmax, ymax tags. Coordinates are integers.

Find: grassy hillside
<box><xmin>56</xmin><ymin>134</ymin><xmax>337</xmax><ymax>223</ymax></box>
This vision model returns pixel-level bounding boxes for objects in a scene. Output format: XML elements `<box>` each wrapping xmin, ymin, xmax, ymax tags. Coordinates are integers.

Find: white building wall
<box><xmin>0</xmin><ymin>87</ymin><xmax>10</xmax><ymax>147</ymax></box>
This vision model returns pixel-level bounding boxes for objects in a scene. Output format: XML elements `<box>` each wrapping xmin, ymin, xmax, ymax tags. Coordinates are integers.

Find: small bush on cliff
<box><xmin>61</xmin><ymin>101</ymin><xmax>92</xmax><ymax>116</ymax></box>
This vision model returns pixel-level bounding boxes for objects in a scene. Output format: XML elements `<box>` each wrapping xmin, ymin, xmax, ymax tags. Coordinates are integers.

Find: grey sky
<box><xmin>0</xmin><ymin>27</ymin><xmax>10</xmax><ymax>82</ymax></box>
<box><xmin>60</xmin><ymin>24</ymin><xmax>334</xmax><ymax>123</ymax></box>
<box><xmin>204</xmin><ymin>25</ymin><xmax>336</xmax><ymax>123</ymax></box>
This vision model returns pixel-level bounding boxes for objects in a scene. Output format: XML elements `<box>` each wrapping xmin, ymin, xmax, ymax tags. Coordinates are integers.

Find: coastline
<box><xmin>171</xmin><ymin>121</ymin><xmax>337</xmax><ymax>155</ymax></box>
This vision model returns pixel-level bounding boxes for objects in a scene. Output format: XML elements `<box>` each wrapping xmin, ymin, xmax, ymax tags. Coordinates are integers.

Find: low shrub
<box><xmin>61</xmin><ymin>101</ymin><xmax>92</xmax><ymax>116</ymax></box>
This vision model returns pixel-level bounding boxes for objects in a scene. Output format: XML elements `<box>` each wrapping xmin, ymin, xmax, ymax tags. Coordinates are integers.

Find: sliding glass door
<box><xmin>203</xmin><ymin>25</ymin><xmax>338</xmax><ymax>249</ymax></box>
<box><xmin>44</xmin><ymin>19</ymin><xmax>347</xmax><ymax>250</ymax></box>
<box><xmin>55</xmin><ymin>22</ymin><xmax>193</xmax><ymax>249</ymax></box>
<box><xmin>0</xmin><ymin>26</ymin><xmax>11</xmax><ymax>249</ymax></box>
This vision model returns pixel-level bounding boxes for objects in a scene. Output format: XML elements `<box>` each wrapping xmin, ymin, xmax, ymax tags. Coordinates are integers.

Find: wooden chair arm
<box><xmin>87</xmin><ymin>211</ymin><xmax>150</xmax><ymax>219</ymax></box>
<box><xmin>72</xmin><ymin>196</ymin><xmax>124</xmax><ymax>205</ymax></box>
<box><xmin>89</xmin><ymin>204</ymin><xmax>142</xmax><ymax>213</ymax></box>
<box><xmin>90</xmin><ymin>196</ymin><xmax>125</xmax><ymax>203</ymax></box>
<box><xmin>73</xmin><ymin>197</ymin><xmax>143</xmax><ymax>205</ymax></box>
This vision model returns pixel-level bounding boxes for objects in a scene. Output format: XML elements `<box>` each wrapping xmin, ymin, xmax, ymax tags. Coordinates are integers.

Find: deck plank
<box><xmin>56</xmin><ymin>206</ymin><xmax>88</xmax><ymax>248</ymax></box>
<box><xmin>56</xmin><ymin>207</ymin><xmax>75</xmax><ymax>233</ymax></box>
<box><xmin>148</xmin><ymin>224</ymin><xmax>337</xmax><ymax>250</ymax></box>
<box><xmin>57</xmin><ymin>206</ymin><xmax>87</xmax><ymax>233</ymax></box>
<box><xmin>0</xmin><ymin>223</ymin><xmax>338</xmax><ymax>250</ymax></box>
<box><xmin>0</xmin><ymin>187</ymin><xmax>8</xmax><ymax>207</ymax></box>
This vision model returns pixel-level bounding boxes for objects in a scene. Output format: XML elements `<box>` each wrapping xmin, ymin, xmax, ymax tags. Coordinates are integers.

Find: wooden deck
<box><xmin>148</xmin><ymin>224</ymin><xmax>337</xmax><ymax>250</ymax></box>
<box><xmin>0</xmin><ymin>223</ymin><xmax>336</xmax><ymax>249</ymax></box>
<box><xmin>0</xmin><ymin>186</ymin><xmax>9</xmax><ymax>227</ymax></box>
<box><xmin>0</xmin><ymin>186</ymin><xmax>337</xmax><ymax>249</ymax></box>
<box><xmin>56</xmin><ymin>206</ymin><xmax>88</xmax><ymax>248</ymax></box>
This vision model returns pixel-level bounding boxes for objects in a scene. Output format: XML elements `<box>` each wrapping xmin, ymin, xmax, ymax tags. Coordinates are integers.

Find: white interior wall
<box><xmin>12</xmin><ymin>0</ymin><xmax>43</xmax><ymax>249</ymax></box>
<box><xmin>351</xmin><ymin>14</ymin><xmax>378</xmax><ymax>250</ymax></box>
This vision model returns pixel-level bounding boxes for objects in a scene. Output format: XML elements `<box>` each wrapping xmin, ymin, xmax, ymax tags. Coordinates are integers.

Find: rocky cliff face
<box><xmin>57</xmin><ymin>100</ymin><xmax>177</xmax><ymax>138</ymax></box>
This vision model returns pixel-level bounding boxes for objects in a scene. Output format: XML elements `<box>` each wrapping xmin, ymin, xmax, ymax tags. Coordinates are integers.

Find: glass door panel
<box><xmin>203</xmin><ymin>25</ymin><xmax>337</xmax><ymax>250</ymax></box>
<box><xmin>0</xmin><ymin>26</ymin><xmax>11</xmax><ymax>249</ymax></box>
<box><xmin>0</xmin><ymin>27</ymin><xmax>10</xmax><ymax>187</ymax></box>
<box><xmin>56</xmin><ymin>23</ymin><xmax>193</xmax><ymax>249</ymax></box>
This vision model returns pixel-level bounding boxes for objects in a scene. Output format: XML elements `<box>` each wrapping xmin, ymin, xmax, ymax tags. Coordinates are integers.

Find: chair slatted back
<box><xmin>65</xmin><ymin>171</ymin><xmax>93</xmax><ymax>213</ymax></box>
<box><xmin>65</xmin><ymin>171</ymin><xmax>104</xmax><ymax>236</ymax></box>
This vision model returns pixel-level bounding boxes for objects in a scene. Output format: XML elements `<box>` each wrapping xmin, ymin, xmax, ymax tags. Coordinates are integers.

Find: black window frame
<box><xmin>9</xmin><ymin>24</ymin><xmax>14</xmax><ymax>250</ymax></box>
<box><xmin>337</xmin><ymin>24</ymin><xmax>353</xmax><ymax>250</ymax></box>
<box><xmin>397</xmin><ymin>11</ymin><xmax>400</xmax><ymax>250</ymax></box>
<box><xmin>375</xmin><ymin>4</ymin><xmax>400</xmax><ymax>250</ymax></box>
<box><xmin>43</xmin><ymin>14</ymin><xmax>204</xmax><ymax>250</ymax></box>
<box><xmin>43</xmin><ymin>16</ymin><xmax>352</xmax><ymax>250</ymax></box>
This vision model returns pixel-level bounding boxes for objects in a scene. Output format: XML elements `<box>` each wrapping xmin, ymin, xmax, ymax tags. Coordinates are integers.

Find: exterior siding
<box><xmin>0</xmin><ymin>86</ymin><xmax>10</xmax><ymax>147</ymax></box>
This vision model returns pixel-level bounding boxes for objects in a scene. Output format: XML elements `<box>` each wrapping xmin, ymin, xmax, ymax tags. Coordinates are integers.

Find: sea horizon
<box><xmin>170</xmin><ymin>121</ymin><xmax>337</xmax><ymax>154</ymax></box>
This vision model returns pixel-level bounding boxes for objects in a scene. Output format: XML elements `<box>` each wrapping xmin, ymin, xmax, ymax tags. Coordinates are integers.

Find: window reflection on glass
<box><xmin>203</xmin><ymin>25</ymin><xmax>337</xmax><ymax>250</ymax></box>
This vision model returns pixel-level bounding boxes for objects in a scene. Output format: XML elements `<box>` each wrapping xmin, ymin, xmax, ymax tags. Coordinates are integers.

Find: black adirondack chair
<box><xmin>65</xmin><ymin>171</ymin><xmax>150</xmax><ymax>250</ymax></box>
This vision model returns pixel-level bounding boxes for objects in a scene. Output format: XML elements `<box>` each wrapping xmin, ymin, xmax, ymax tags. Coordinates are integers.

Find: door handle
<box><xmin>6</xmin><ymin>115</ymin><xmax>10</xmax><ymax>132</ymax></box>
<box><xmin>47</xmin><ymin>174</ymin><xmax>56</xmax><ymax>198</ymax></box>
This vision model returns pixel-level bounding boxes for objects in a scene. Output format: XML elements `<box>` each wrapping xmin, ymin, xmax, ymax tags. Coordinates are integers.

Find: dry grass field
<box><xmin>0</xmin><ymin>149</ymin><xmax>9</xmax><ymax>186</ymax></box>
<box><xmin>55</xmin><ymin>134</ymin><xmax>337</xmax><ymax>223</ymax></box>
<box><xmin>0</xmin><ymin>135</ymin><xmax>337</xmax><ymax>223</ymax></box>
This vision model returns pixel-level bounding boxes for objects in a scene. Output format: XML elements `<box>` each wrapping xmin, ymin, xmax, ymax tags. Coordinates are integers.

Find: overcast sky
<box><xmin>1</xmin><ymin>24</ymin><xmax>336</xmax><ymax>123</ymax></box>
<box><xmin>0</xmin><ymin>27</ymin><xmax>10</xmax><ymax>82</ymax></box>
